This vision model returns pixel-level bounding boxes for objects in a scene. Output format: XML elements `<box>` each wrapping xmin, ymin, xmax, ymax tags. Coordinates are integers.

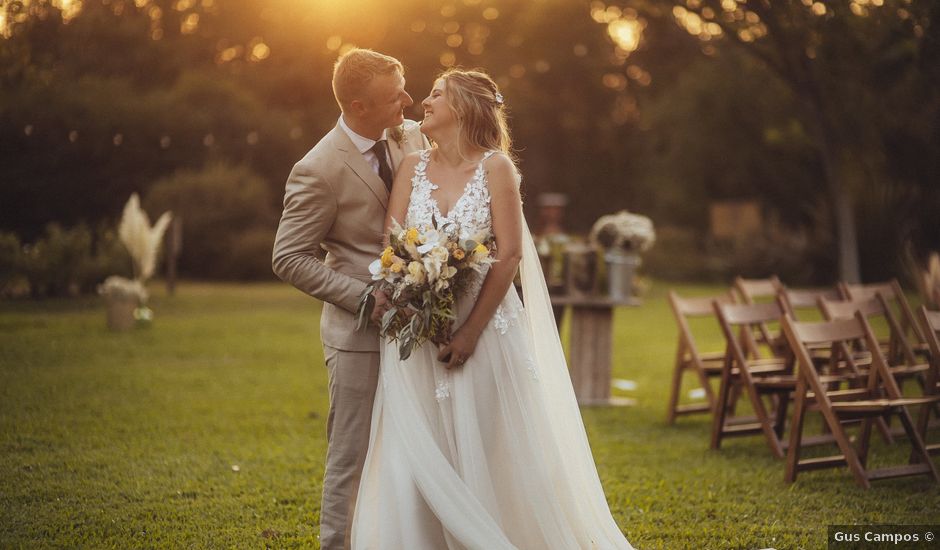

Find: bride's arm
<box><xmin>438</xmin><ymin>152</ymin><xmax>523</xmax><ymax>368</ymax></box>
<box><xmin>383</xmin><ymin>152</ymin><xmax>421</xmax><ymax>245</ymax></box>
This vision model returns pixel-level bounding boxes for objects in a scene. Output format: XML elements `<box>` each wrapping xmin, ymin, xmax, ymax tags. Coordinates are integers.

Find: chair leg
<box><xmin>710</xmin><ymin>360</ymin><xmax>733</xmax><ymax>451</ymax></box>
<box><xmin>742</xmin><ymin>379</ymin><xmax>784</xmax><ymax>459</ymax></box>
<box><xmin>666</xmin><ymin>343</ymin><xmax>686</xmax><ymax>425</ymax></box>
<box><xmin>785</xmin><ymin>384</ymin><xmax>807</xmax><ymax>483</ymax></box>
<box><xmin>694</xmin><ymin>359</ymin><xmax>717</xmax><ymax>412</ymax></box>
<box><xmin>822</xmin><ymin>408</ymin><xmax>871</xmax><ymax>489</ymax></box>
<box><xmin>897</xmin><ymin>408</ymin><xmax>940</xmax><ymax>482</ymax></box>
<box><xmin>727</xmin><ymin>380</ymin><xmax>741</xmax><ymax>416</ymax></box>
<box><xmin>773</xmin><ymin>391</ymin><xmax>790</xmax><ymax>442</ymax></box>
<box><xmin>875</xmin><ymin>416</ymin><xmax>895</xmax><ymax>445</ymax></box>
<box><xmin>857</xmin><ymin>416</ymin><xmax>874</xmax><ymax>469</ymax></box>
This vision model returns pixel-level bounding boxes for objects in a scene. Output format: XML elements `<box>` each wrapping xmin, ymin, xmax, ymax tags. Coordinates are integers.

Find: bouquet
<box><xmin>357</xmin><ymin>219</ymin><xmax>496</xmax><ymax>360</ymax></box>
<box><xmin>588</xmin><ymin>210</ymin><xmax>656</xmax><ymax>253</ymax></box>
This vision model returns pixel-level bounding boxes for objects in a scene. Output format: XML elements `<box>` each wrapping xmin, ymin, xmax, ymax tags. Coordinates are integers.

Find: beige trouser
<box><xmin>319</xmin><ymin>346</ymin><xmax>380</xmax><ymax>550</ymax></box>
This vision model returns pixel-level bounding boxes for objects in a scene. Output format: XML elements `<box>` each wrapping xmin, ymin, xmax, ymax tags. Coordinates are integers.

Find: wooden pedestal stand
<box><xmin>551</xmin><ymin>295</ymin><xmax>640</xmax><ymax>407</ymax></box>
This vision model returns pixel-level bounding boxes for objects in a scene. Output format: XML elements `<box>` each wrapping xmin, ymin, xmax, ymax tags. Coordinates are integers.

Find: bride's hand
<box><xmin>437</xmin><ymin>325</ymin><xmax>482</xmax><ymax>370</ymax></box>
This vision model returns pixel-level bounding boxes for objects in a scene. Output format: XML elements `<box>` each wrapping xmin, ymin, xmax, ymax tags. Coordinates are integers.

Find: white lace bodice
<box><xmin>405</xmin><ymin>149</ymin><xmax>495</xmax><ymax>240</ymax></box>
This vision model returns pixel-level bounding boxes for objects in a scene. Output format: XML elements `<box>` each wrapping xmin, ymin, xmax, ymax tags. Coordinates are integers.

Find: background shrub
<box><xmin>144</xmin><ymin>163</ymin><xmax>278</xmax><ymax>280</ymax></box>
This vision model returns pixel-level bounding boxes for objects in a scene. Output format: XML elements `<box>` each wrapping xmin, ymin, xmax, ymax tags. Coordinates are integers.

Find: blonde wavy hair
<box><xmin>332</xmin><ymin>48</ymin><xmax>404</xmax><ymax>109</ymax></box>
<box><xmin>439</xmin><ymin>68</ymin><xmax>514</xmax><ymax>162</ymax></box>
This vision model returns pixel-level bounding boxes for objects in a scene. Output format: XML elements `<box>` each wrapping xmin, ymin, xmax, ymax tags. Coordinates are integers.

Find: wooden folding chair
<box><xmin>733</xmin><ymin>276</ymin><xmax>786</xmax><ymax>355</ymax></box>
<box><xmin>666</xmin><ymin>290</ymin><xmax>735</xmax><ymax>424</ymax></box>
<box><xmin>841</xmin><ymin>279</ymin><xmax>928</xmax><ymax>359</ymax></box>
<box><xmin>782</xmin><ymin>313</ymin><xmax>940</xmax><ymax>488</ymax></box>
<box><xmin>916</xmin><ymin>305</ymin><xmax>940</xmax><ymax>455</ymax></box>
<box><xmin>712</xmin><ymin>301</ymin><xmax>796</xmax><ymax>458</ymax></box>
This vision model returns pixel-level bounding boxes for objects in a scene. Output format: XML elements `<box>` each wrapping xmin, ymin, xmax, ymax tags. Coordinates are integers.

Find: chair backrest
<box><xmin>818</xmin><ymin>296</ymin><xmax>884</xmax><ymax>320</ymax></box>
<box><xmin>668</xmin><ymin>290</ymin><xmax>734</xmax><ymax>360</ymax></box>
<box><xmin>778</xmin><ymin>287</ymin><xmax>842</xmax><ymax>320</ymax></box>
<box><xmin>841</xmin><ymin>279</ymin><xmax>926</xmax><ymax>344</ymax></box>
<box><xmin>819</xmin><ymin>295</ymin><xmax>917</xmax><ymax>366</ymax></box>
<box><xmin>782</xmin><ymin>314</ymin><xmax>868</xmax><ymax>385</ymax></box>
<box><xmin>840</xmin><ymin>281</ymin><xmax>894</xmax><ymax>302</ymax></box>
<box><xmin>734</xmin><ymin>276</ymin><xmax>783</xmax><ymax>304</ymax></box>
<box><xmin>715</xmin><ymin>301</ymin><xmax>787</xmax><ymax>362</ymax></box>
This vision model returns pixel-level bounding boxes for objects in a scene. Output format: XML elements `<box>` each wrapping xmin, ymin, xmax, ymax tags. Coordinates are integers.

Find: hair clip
<box><xmin>494</xmin><ymin>92</ymin><xmax>504</xmax><ymax>105</ymax></box>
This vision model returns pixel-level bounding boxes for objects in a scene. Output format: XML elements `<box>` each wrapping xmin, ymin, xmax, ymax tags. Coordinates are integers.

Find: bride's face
<box><xmin>420</xmin><ymin>79</ymin><xmax>456</xmax><ymax>138</ymax></box>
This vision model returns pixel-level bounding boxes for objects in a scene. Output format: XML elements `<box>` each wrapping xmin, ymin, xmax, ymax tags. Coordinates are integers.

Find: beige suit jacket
<box><xmin>273</xmin><ymin>119</ymin><xmax>428</xmax><ymax>352</ymax></box>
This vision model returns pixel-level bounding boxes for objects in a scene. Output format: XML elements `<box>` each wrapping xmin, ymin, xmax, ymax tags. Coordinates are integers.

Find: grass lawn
<box><xmin>1</xmin><ymin>281</ymin><xmax>938</xmax><ymax>549</ymax></box>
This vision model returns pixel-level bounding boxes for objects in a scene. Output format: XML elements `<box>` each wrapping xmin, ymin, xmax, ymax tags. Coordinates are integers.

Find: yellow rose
<box><xmin>453</xmin><ymin>248</ymin><xmax>466</xmax><ymax>260</ymax></box>
<box><xmin>474</xmin><ymin>244</ymin><xmax>488</xmax><ymax>256</ymax></box>
<box><xmin>390</xmin><ymin>261</ymin><xmax>404</xmax><ymax>273</ymax></box>
<box><xmin>405</xmin><ymin>228</ymin><xmax>419</xmax><ymax>246</ymax></box>
<box><xmin>380</xmin><ymin>246</ymin><xmax>394</xmax><ymax>268</ymax></box>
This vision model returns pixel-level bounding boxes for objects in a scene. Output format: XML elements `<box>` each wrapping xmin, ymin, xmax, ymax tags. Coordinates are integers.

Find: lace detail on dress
<box><xmin>526</xmin><ymin>356</ymin><xmax>539</xmax><ymax>380</ymax></box>
<box><xmin>492</xmin><ymin>303</ymin><xmax>519</xmax><ymax>334</ymax></box>
<box><xmin>405</xmin><ymin>150</ymin><xmax>494</xmax><ymax>241</ymax></box>
<box><xmin>435</xmin><ymin>379</ymin><xmax>451</xmax><ymax>402</ymax></box>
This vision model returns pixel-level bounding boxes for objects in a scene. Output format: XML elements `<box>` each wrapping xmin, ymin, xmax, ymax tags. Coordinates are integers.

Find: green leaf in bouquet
<box><xmin>399</xmin><ymin>335</ymin><xmax>416</xmax><ymax>361</ymax></box>
<box><xmin>356</xmin><ymin>284</ymin><xmax>376</xmax><ymax>331</ymax></box>
<box><xmin>408</xmin><ymin>311</ymin><xmax>423</xmax><ymax>339</ymax></box>
<box><xmin>381</xmin><ymin>306</ymin><xmax>399</xmax><ymax>335</ymax></box>
<box><xmin>461</xmin><ymin>239</ymin><xmax>479</xmax><ymax>251</ymax></box>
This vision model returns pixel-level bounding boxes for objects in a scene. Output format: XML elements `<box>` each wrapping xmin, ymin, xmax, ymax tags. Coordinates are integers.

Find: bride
<box><xmin>351</xmin><ymin>69</ymin><xmax>635</xmax><ymax>550</ymax></box>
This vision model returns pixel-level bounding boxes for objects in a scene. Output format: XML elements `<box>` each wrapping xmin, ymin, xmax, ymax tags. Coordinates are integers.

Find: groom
<box><xmin>272</xmin><ymin>49</ymin><xmax>428</xmax><ymax>550</ymax></box>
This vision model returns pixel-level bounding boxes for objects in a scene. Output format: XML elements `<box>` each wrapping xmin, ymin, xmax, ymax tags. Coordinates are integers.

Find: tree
<box><xmin>637</xmin><ymin>0</ymin><xmax>933</xmax><ymax>282</ymax></box>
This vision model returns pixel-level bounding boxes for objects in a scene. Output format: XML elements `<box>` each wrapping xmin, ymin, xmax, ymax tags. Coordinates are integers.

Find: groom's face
<box><xmin>362</xmin><ymin>69</ymin><xmax>413</xmax><ymax>130</ymax></box>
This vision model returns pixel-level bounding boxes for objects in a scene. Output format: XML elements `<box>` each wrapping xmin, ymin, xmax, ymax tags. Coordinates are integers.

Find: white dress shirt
<box><xmin>338</xmin><ymin>115</ymin><xmax>389</xmax><ymax>176</ymax></box>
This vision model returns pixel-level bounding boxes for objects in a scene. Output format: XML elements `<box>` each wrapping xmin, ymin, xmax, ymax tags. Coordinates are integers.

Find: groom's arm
<box><xmin>272</xmin><ymin>165</ymin><xmax>368</xmax><ymax>314</ymax></box>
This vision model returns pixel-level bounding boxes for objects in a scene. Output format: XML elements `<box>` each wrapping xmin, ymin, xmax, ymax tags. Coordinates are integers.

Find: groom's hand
<box><xmin>370</xmin><ymin>289</ymin><xmax>390</xmax><ymax>326</ymax></box>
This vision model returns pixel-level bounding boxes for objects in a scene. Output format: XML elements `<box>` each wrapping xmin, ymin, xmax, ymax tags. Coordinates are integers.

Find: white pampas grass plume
<box><xmin>118</xmin><ymin>193</ymin><xmax>173</xmax><ymax>283</ymax></box>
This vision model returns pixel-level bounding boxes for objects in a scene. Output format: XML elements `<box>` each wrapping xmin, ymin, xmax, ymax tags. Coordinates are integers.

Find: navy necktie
<box><xmin>371</xmin><ymin>140</ymin><xmax>393</xmax><ymax>192</ymax></box>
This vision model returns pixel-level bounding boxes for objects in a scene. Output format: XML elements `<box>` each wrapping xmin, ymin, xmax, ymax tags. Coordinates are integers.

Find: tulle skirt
<box><xmin>350</xmin><ymin>285</ymin><xmax>634</xmax><ymax>550</ymax></box>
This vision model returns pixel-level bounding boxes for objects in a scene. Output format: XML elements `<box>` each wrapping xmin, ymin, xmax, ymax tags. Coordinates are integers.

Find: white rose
<box><xmin>405</xmin><ymin>261</ymin><xmax>426</xmax><ymax>286</ymax></box>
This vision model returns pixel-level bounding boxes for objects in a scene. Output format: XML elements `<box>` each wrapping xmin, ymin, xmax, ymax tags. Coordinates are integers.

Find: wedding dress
<box><xmin>350</xmin><ymin>150</ymin><xmax>634</xmax><ymax>550</ymax></box>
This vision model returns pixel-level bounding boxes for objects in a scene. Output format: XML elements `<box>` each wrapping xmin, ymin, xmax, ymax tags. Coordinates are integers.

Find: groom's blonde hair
<box><xmin>332</xmin><ymin>48</ymin><xmax>404</xmax><ymax>110</ymax></box>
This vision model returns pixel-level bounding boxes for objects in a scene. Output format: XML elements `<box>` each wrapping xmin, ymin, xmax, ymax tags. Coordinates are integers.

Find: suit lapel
<box><xmin>331</xmin><ymin>124</ymin><xmax>389</xmax><ymax>210</ymax></box>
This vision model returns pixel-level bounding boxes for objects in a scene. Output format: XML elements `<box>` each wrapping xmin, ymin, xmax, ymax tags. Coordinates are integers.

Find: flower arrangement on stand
<box><xmin>97</xmin><ymin>193</ymin><xmax>172</xmax><ymax>330</ymax></box>
<box><xmin>588</xmin><ymin>210</ymin><xmax>656</xmax><ymax>301</ymax></box>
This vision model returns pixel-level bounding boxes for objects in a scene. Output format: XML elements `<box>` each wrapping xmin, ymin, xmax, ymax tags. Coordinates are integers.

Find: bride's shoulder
<box><xmin>398</xmin><ymin>150</ymin><xmax>426</xmax><ymax>174</ymax></box>
<box><xmin>482</xmin><ymin>152</ymin><xmax>520</xmax><ymax>189</ymax></box>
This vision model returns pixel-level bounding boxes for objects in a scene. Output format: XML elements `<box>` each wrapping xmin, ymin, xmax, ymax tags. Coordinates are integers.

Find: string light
<box><xmin>14</xmin><ymin>126</ymin><xmax>312</xmax><ymax>148</ymax></box>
